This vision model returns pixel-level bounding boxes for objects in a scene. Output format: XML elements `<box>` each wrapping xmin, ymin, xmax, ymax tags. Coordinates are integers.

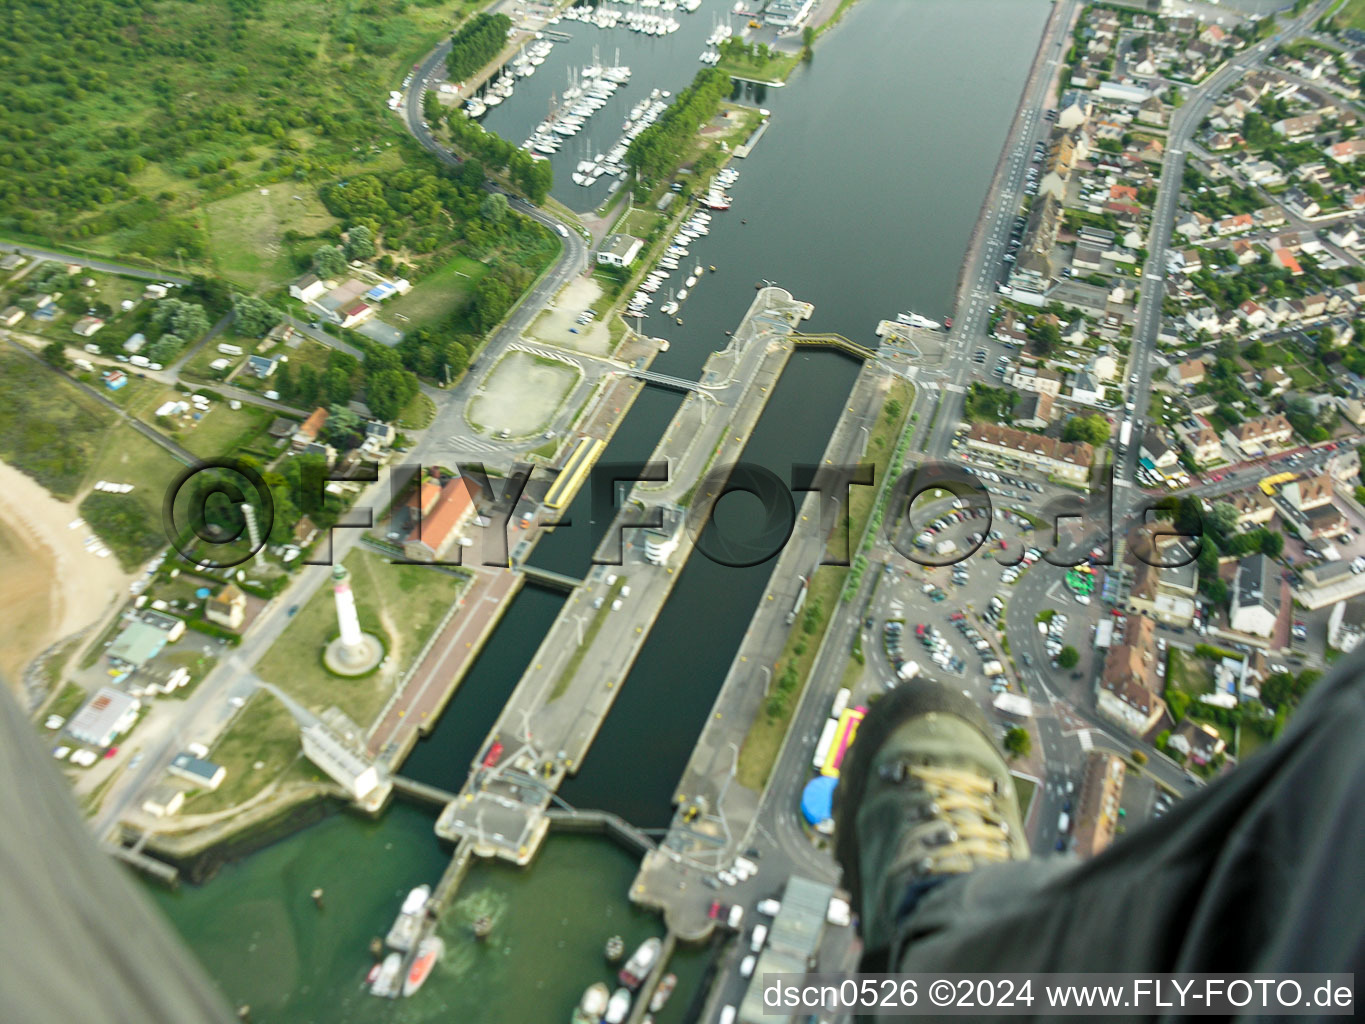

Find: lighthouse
<box><xmin>322</xmin><ymin>563</ymin><xmax>384</xmax><ymax>676</ymax></box>
<box><xmin>333</xmin><ymin>564</ymin><xmax>363</xmax><ymax>651</ymax></box>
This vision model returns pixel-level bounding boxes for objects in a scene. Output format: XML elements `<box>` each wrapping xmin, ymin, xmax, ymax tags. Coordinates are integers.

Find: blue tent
<box><xmin>195</xmin><ymin>588</ymin><xmax>211</xmax><ymax>599</ymax></box>
<box><xmin>801</xmin><ymin>775</ymin><xmax>838</xmax><ymax>826</ymax></box>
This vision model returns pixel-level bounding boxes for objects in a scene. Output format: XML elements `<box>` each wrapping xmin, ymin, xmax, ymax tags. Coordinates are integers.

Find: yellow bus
<box><xmin>543</xmin><ymin>436</ymin><xmax>605</xmax><ymax>511</ymax></box>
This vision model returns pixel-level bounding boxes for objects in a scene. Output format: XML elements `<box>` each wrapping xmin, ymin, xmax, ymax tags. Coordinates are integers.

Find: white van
<box><xmin>749</xmin><ymin>924</ymin><xmax>768</xmax><ymax>952</ymax></box>
<box><xmin>719</xmin><ymin>1007</ymin><xmax>737</xmax><ymax>1024</ymax></box>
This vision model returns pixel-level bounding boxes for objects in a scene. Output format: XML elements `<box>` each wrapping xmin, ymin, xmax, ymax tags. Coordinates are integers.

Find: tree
<box><xmin>1061</xmin><ymin>413</ymin><xmax>1110</xmax><ymax>446</ymax></box>
<box><xmin>324</xmin><ymin>404</ymin><xmax>362</xmax><ymax>446</ymax></box>
<box><xmin>1003</xmin><ymin>726</ymin><xmax>1031</xmax><ymax>759</ymax></box>
<box><xmin>884</xmin><ymin>398</ymin><xmax>902</xmax><ymax>424</ymax></box>
<box><xmin>313</xmin><ymin>244</ymin><xmax>347</xmax><ymax>279</ymax></box>
<box><xmin>232</xmin><ymin>294</ymin><xmax>282</xmax><ymax>337</ymax></box>
<box><xmin>345</xmin><ymin>225</ymin><xmax>375</xmax><ymax>261</ymax></box>
<box><xmin>323</xmin><ymin>366</ymin><xmax>353</xmax><ymax>406</ymax></box>
<box><xmin>479</xmin><ymin>192</ymin><xmax>509</xmax><ymax>224</ymax></box>
<box><xmin>802</xmin><ymin>25</ymin><xmax>815</xmax><ymax>50</ymax></box>
<box><xmin>1259</xmin><ymin>530</ymin><xmax>1284</xmax><ymax>558</ymax></box>
<box><xmin>1057</xmin><ymin>646</ymin><xmax>1079</xmax><ymax>669</ymax></box>
<box><xmin>365</xmin><ymin>368</ymin><xmax>419</xmax><ymax>421</ymax></box>
<box><xmin>147</xmin><ymin>334</ymin><xmax>183</xmax><ymax>363</ymax></box>
<box><xmin>42</xmin><ymin>341</ymin><xmax>70</xmax><ymax>369</ymax></box>
<box><xmin>151</xmin><ymin>298</ymin><xmax>210</xmax><ymax>341</ymax></box>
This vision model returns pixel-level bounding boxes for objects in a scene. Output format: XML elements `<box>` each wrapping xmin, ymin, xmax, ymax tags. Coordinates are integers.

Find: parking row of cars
<box><xmin>913</xmin><ymin>623</ymin><xmax>964</xmax><ymax>674</ymax></box>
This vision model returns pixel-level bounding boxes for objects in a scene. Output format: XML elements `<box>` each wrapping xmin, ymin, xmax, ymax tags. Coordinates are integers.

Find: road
<box><xmin>1115</xmin><ymin>0</ymin><xmax>1336</xmax><ymax>517</ymax></box>
<box><xmin>923</xmin><ymin>0</ymin><xmax>1082</xmax><ymax>461</ymax></box>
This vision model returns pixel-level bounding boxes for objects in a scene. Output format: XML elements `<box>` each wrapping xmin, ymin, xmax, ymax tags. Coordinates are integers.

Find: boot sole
<box><xmin>833</xmin><ymin>678</ymin><xmax>995</xmax><ymax>924</ymax></box>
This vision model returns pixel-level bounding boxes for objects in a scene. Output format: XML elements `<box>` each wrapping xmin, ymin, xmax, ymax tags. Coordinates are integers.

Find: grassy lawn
<box><xmin>1012</xmin><ymin>774</ymin><xmax>1037</xmax><ymax>820</ymax></box>
<box><xmin>1334</xmin><ymin>0</ymin><xmax>1365</xmax><ymax>31</ymax></box>
<box><xmin>254</xmin><ymin>546</ymin><xmax>468</xmax><ymax>724</ymax></box>
<box><xmin>1286</xmin><ymin>365</ymin><xmax>1320</xmax><ymax>389</ymax></box>
<box><xmin>202</xmin><ymin>188</ymin><xmax>338</xmax><ymax>291</ymax></box>
<box><xmin>46</xmin><ymin>682</ymin><xmax>89</xmax><ymax>722</ymax></box>
<box><xmin>80</xmin><ymin>422</ymin><xmax>186</xmax><ymax>567</ymax></box>
<box><xmin>398</xmin><ymin>391</ymin><xmax>437</xmax><ymax>430</ymax></box>
<box><xmin>736</xmin><ymin>379</ymin><xmax>914</xmax><ymax>790</ymax></box>
<box><xmin>547</xmin><ymin>578</ymin><xmax>626</xmax><ymax>703</ymax></box>
<box><xmin>181</xmin><ymin>690</ymin><xmax>304</xmax><ymax>815</ymax></box>
<box><xmin>1165</xmin><ymin>648</ymin><xmax>1215</xmax><ymax>696</ymax></box>
<box><xmin>0</xmin><ymin>348</ymin><xmax>115</xmax><ymax>499</ymax></box>
<box><xmin>384</xmin><ymin>254</ymin><xmax>488</xmax><ymax>330</ymax></box>
<box><xmin>715</xmin><ymin>49</ymin><xmax>802</xmax><ymax>84</ymax></box>
<box><xmin>175</xmin><ymin>401</ymin><xmax>274</xmax><ymax>459</ymax></box>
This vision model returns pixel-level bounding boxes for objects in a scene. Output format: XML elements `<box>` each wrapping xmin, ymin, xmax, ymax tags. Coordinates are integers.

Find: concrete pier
<box><xmin>631</xmin><ymin>359</ymin><xmax>897</xmax><ymax>938</ymax></box>
<box><xmin>434</xmin><ymin>288</ymin><xmax>813</xmax><ymax>865</ymax></box>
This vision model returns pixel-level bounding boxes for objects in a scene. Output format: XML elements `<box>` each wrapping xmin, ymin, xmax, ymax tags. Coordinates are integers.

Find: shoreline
<box><xmin>0</xmin><ymin>459</ymin><xmax>131</xmax><ymax>699</ymax></box>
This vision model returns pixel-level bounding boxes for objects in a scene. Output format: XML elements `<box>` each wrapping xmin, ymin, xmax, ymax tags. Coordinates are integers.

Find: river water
<box><xmin>150</xmin><ymin>1</ymin><xmax>1050</xmax><ymax>1020</ymax></box>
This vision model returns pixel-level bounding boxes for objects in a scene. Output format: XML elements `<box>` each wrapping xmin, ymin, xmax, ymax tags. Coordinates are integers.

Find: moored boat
<box><xmin>402</xmin><ymin>935</ymin><xmax>444</xmax><ymax>997</ymax></box>
<box><xmin>618</xmin><ymin>937</ymin><xmax>662</xmax><ymax>989</ymax></box>
<box><xmin>572</xmin><ymin>982</ymin><xmax>611</xmax><ymax>1024</ymax></box>
<box><xmin>605</xmin><ymin>987</ymin><xmax>632</xmax><ymax>1024</ymax></box>
<box><xmin>649</xmin><ymin>972</ymin><xmax>677</xmax><ymax>1012</ymax></box>
<box><xmin>370</xmin><ymin>952</ymin><xmax>402</xmax><ymax>998</ymax></box>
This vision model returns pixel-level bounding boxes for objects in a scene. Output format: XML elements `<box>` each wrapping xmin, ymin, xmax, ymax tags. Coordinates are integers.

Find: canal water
<box><xmin>149</xmin><ymin>1</ymin><xmax>1052</xmax><ymax>1020</ymax></box>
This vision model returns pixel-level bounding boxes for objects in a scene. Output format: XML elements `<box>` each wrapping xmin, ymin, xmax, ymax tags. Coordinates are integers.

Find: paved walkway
<box><xmin>367</xmin><ymin>567</ymin><xmax>521</xmax><ymax>761</ymax></box>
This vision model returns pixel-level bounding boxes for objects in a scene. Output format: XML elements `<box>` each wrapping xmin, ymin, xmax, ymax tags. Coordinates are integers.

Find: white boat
<box><xmin>685</xmin><ymin>275</ymin><xmax>697</xmax><ymax>288</ymax></box>
<box><xmin>573</xmin><ymin>983</ymin><xmax>611</xmax><ymax>1024</ymax></box>
<box><xmin>370</xmin><ymin>953</ymin><xmax>402</xmax><ymax>998</ymax></box>
<box><xmin>464</xmin><ymin>98</ymin><xmax>487</xmax><ymax>119</ymax></box>
<box><xmin>896</xmin><ymin>311</ymin><xmax>941</xmax><ymax>330</ymax></box>
<box><xmin>605</xmin><ymin>987</ymin><xmax>632</xmax><ymax>1024</ymax></box>
<box><xmin>401</xmin><ymin>885</ymin><xmax>431</xmax><ymax>916</ymax></box>
<box><xmin>402</xmin><ymin>935</ymin><xmax>443</xmax><ymax>997</ymax></box>
<box><xmin>619</xmin><ymin>937</ymin><xmax>662</xmax><ymax>989</ymax></box>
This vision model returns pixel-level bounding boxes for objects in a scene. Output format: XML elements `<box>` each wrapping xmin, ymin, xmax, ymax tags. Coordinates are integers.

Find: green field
<box><xmin>254</xmin><ymin>546</ymin><xmax>468</xmax><ymax>724</ymax></box>
<box><xmin>384</xmin><ymin>254</ymin><xmax>488</xmax><ymax>330</ymax></box>
<box><xmin>176</xmin><ymin>400</ymin><xmax>275</xmax><ymax>459</ymax></box>
<box><xmin>201</xmin><ymin>188</ymin><xmax>339</xmax><ymax>291</ymax></box>
<box><xmin>1334</xmin><ymin>0</ymin><xmax>1365</xmax><ymax>31</ymax></box>
<box><xmin>80</xmin><ymin>423</ymin><xmax>186</xmax><ymax>568</ymax></box>
<box><xmin>182</xmin><ymin>691</ymin><xmax>305</xmax><ymax>815</ymax></box>
<box><xmin>0</xmin><ymin>348</ymin><xmax>115</xmax><ymax>499</ymax></box>
<box><xmin>0</xmin><ymin>0</ymin><xmax>471</xmax><ymax>260</ymax></box>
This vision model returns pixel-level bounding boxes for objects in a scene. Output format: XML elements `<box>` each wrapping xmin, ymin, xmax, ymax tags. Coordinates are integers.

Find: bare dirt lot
<box><xmin>467</xmin><ymin>350</ymin><xmax>580</xmax><ymax>439</ymax></box>
<box><xmin>530</xmin><ymin>276</ymin><xmax>613</xmax><ymax>356</ymax></box>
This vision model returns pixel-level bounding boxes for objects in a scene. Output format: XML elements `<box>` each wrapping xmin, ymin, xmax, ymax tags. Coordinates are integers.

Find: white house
<box><xmin>596</xmin><ymin>233</ymin><xmax>643</xmax><ymax>269</ymax></box>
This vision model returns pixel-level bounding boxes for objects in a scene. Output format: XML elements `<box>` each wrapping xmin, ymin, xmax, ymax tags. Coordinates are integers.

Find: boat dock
<box><xmin>733</xmin><ymin>116</ymin><xmax>771</xmax><ymax>159</ymax></box>
<box><xmin>433</xmin><ymin>288</ymin><xmax>813</xmax><ymax>865</ymax></box>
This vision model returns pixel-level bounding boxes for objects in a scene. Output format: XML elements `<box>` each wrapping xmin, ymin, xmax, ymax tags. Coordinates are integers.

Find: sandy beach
<box><xmin>0</xmin><ymin>459</ymin><xmax>132</xmax><ymax>693</ymax></box>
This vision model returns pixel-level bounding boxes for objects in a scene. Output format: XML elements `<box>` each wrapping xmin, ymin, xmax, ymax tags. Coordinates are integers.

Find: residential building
<box><xmin>403</xmin><ymin>475</ymin><xmax>478</xmax><ymax>562</ymax></box>
<box><xmin>1225</xmin><ymin>414</ymin><xmax>1292</xmax><ymax>459</ymax></box>
<box><xmin>965</xmin><ymin>424</ymin><xmax>1094</xmax><ymax>485</ymax></box>
<box><xmin>1072</xmin><ymin>752</ymin><xmax>1126</xmax><ymax>859</ymax></box>
<box><xmin>596</xmin><ymin>233</ymin><xmax>643</xmax><ymax>268</ymax></box>
<box><xmin>293</xmin><ymin>407</ymin><xmax>329</xmax><ymax>449</ymax></box>
<box><xmin>1229</xmin><ymin>553</ymin><xmax>1279</xmax><ymax>638</ymax></box>
<box><xmin>72</xmin><ymin>316</ymin><xmax>104</xmax><ymax>337</ymax></box>
<box><xmin>290</xmin><ymin>274</ymin><xmax>328</xmax><ymax>303</ymax></box>
<box><xmin>1327</xmin><ymin>598</ymin><xmax>1365</xmax><ymax>653</ymax></box>
<box><xmin>1168</xmin><ymin>358</ymin><xmax>1206</xmax><ymax>387</ymax></box>
<box><xmin>1009</xmin><ymin>366</ymin><xmax>1063</xmax><ymax>397</ymax></box>
<box><xmin>141</xmin><ymin>784</ymin><xmax>185</xmax><ymax>819</ymax></box>
<box><xmin>1168</xmin><ymin>719</ymin><xmax>1226</xmax><ymax>765</ymax></box>
<box><xmin>205</xmin><ymin>584</ymin><xmax>247</xmax><ymax>631</ymax></box>
<box><xmin>246</xmin><ymin>353</ymin><xmax>279</xmax><ymax>379</ymax></box>
<box><xmin>168</xmin><ymin>753</ymin><xmax>226</xmax><ymax>791</ymax></box>
<box><xmin>1097</xmin><ymin>615</ymin><xmax>1165</xmax><ymax>736</ymax></box>
<box><xmin>1013</xmin><ymin>391</ymin><xmax>1055</xmax><ymax>429</ymax></box>
<box><xmin>1069</xmin><ymin>370</ymin><xmax>1102</xmax><ymax>406</ymax></box>
<box><xmin>0</xmin><ymin>305</ymin><xmax>24</xmax><ymax>326</ymax></box>
<box><xmin>1280</xmin><ymin>472</ymin><xmax>1333</xmax><ymax>513</ymax></box>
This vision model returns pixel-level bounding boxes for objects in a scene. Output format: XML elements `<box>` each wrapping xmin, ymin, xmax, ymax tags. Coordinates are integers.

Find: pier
<box><xmin>434</xmin><ymin>288</ymin><xmax>812</xmax><ymax>865</ymax></box>
<box><xmin>108</xmin><ymin>841</ymin><xmax>179</xmax><ymax>885</ymax></box>
<box><xmin>631</xmin><ymin>359</ymin><xmax>895</xmax><ymax>939</ymax></box>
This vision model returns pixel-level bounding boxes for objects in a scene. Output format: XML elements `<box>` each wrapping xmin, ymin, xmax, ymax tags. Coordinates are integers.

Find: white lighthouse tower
<box><xmin>333</xmin><ymin>564</ymin><xmax>363</xmax><ymax>650</ymax></box>
<box><xmin>322</xmin><ymin>564</ymin><xmax>383</xmax><ymax>676</ymax></box>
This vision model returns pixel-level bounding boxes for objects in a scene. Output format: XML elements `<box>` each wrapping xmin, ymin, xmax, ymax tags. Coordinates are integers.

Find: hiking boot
<box><xmin>834</xmin><ymin>679</ymin><xmax>1029</xmax><ymax>953</ymax></box>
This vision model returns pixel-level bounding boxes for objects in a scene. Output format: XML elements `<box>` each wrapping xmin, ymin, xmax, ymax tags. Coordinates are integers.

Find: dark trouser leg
<box><xmin>878</xmin><ymin>647</ymin><xmax>1365</xmax><ymax>980</ymax></box>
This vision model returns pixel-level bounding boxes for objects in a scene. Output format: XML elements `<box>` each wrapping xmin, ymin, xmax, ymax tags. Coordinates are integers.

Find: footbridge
<box><xmin>518</xmin><ymin>565</ymin><xmax>584</xmax><ymax>592</ymax></box>
<box><xmin>624</xmin><ymin>367</ymin><xmax>727</xmax><ymax>393</ymax></box>
<box><xmin>392</xmin><ymin>775</ymin><xmax>459</xmax><ymax>807</ymax></box>
<box><xmin>791</xmin><ymin>332</ymin><xmax>877</xmax><ymax>360</ymax></box>
<box><xmin>545</xmin><ymin>807</ymin><xmax>662</xmax><ymax>856</ymax></box>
